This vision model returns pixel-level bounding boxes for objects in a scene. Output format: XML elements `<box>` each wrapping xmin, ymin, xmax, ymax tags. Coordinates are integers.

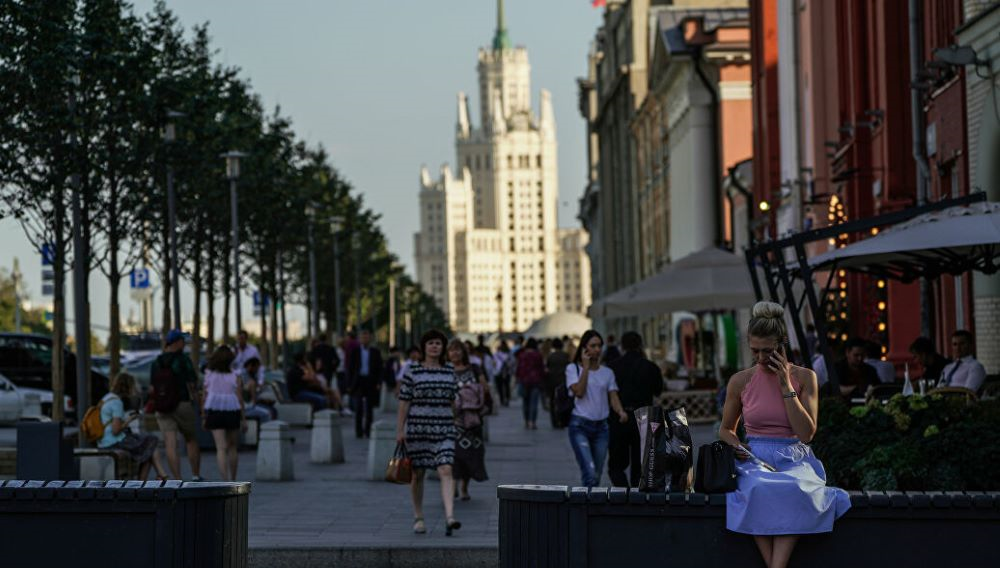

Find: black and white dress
<box><xmin>399</xmin><ymin>363</ymin><xmax>458</xmax><ymax>469</ymax></box>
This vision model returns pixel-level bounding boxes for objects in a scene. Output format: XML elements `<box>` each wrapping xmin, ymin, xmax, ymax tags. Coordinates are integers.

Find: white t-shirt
<box><xmin>565</xmin><ymin>363</ymin><xmax>619</xmax><ymax>421</ymax></box>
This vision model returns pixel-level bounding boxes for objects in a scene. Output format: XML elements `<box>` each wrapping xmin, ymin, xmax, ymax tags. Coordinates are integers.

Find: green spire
<box><xmin>493</xmin><ymin>0</ymin><xmax>511</xmax><ymax>51</ymax></box>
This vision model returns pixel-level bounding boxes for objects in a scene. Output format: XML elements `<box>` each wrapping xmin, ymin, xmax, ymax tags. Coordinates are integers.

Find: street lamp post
<box><xmin>329</xmin><ymin>216</ymin><xmax>345</xmax><ymax>337</ymax></box>
<box><xmin>69</xmin><ymin>71</ymin><xmax>91</xmax><ymax>442</ymax></box>
<box><xmin>353</xmin><ymin>233</ymin><xmax>361</xmax><ymax>330</ymax></box>
<box><xmin>164</xmin><ymin>111</ymin><xmax>185</xmax><ymax>330</ymax></box>
<box><xmin>305</xmin><ymin>203</ymin><xmax>319</xmax><ymax>338</ymax></box>
<box><xmin>222</xmin><ymin>151</ymin><xmax>247</xmax><ymax>339</ymax></box>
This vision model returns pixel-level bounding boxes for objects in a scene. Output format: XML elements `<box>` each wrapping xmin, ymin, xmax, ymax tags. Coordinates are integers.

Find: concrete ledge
<box><xmin>249</xmin><ymin>546</ymin><xmax>497</xmax><ymax>568</ymax></box>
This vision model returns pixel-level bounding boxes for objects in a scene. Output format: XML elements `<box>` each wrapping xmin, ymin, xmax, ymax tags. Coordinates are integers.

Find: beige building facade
<box><xmin>414</xmin><ymin>3</ymin><xmax>590</xmax><ymax>334</ymax></box>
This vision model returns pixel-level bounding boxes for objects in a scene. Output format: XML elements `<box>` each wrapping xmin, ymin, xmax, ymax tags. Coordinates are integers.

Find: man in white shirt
<box><xmin>938</xmin><ymin>330</ymin><xmax>987</xmax><ymax>393</ymax></box>
<box><xmin>232</xmin><ymin>330</ymin><xmax>263</xmax><ymax>383</ymax></box>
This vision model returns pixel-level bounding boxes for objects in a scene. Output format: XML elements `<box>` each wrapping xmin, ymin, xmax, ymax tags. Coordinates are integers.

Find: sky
<box><xmin>0</xmin><ymin>0</ymin><xmax>603</xmax><ymax>340</ymax></box>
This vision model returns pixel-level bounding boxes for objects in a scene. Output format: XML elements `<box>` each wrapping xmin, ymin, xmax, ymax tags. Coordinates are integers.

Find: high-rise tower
<box><xmin>415</xmin><ymin>1</ymin><xmax>590</xmax><ymax>333</ymax></box>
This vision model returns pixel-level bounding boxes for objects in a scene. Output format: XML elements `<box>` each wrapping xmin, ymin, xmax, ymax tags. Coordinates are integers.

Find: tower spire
<box><xmin>493</xmin><ymin>0</ymin><xmax>511</xmax><ymax>51</ymax></box>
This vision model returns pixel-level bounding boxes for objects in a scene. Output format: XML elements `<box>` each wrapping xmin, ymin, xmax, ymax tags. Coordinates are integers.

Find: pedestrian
<box><xmin>150</xmin><ymin>329</ymin><xmax>202</xmax><ymax>481</ymax></box>
<box><xmin>309</xmin><ymin>333</ymin><xmax>342</xmax><ymax>407</ymax></box>
<box><xmin>99</xmin><ymin>372</ymin><xmax>168</xmax><ymax>481</ymax></box>
<box><xmin>348</xmin><ymin>329</ymin><xmax>383</xmax><ymax>438</ymax></box>
<box><xmin>544</xmin><ymin>338</ymin><xmax>570</xmax><ymax>428</ymax></box>
<box><xmin>383</xmin><ymin>345</ymin><xmax>402</xmax><ymax>392</ymax></box>
<box><xmin>201</xmin><ymin>346</ymin><xmax>246</xmax><ymax>481</ymax></box>
<box><xmin>602</xmin><ymin>334</ymin><xmax>622</xmax><ymax>364</ymax></box>
<box><xmin>826</xmin><ymin>337</ymin><xmax>879</xmax><ymax>400</ymax></box>
<box><xmin>232</xmin><ymin>330</ymin><xmax>262</xmax><ymax>378</ymax></box>
<box><xmin>242</xmin><ymin>357</ymin><xmax>274</xmax><ymax>422</ymax></box>
<box><xmin>864</xmin><ymin>340</ymin><xmax>896</xmax><ymax>383</ymax></box>
<box><xmin>447</xmin><ymin>339</ymin><xmax>489</xmax><ymax>500</ymax></box>
<box><xmin>720</xmin><ymin>301</ymin><xmax>850</xmax><ymax>568</ymax></box>
<box><xmin>396</xmin><ymin>329</ymin><xmax>461</xmax><ymax>536</ymax></box>
<box><xmin>515</xmin><ymin>338</ymin><xmax>545</xmax><ymax>430</ymax></box>
<box><xmin>566</xmin><ymin>330</ymin><xmax>629</xmax><ymax>488</ymax></box>
<box><xmin>396</xmin><ymin>345</ymin><xmax>422</xmax><ymax>388</ymax></box>
<box><xmin>606</xmin><ymin>331</ymin><xmax>664</xmax><ymax>488</ymax></box>
<box><xmin>493</xmin><ymin>341</ymin><xmax>512</xmax><ymax>406</ymax></box>
<box><xmin>938</xmin><ymin>329</ymin><xmax>987</xmax><ymax>393</ymax></box>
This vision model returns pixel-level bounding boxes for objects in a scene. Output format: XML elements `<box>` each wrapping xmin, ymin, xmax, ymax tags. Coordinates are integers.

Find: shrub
<box><xmin>811</xmin><ymin>394</ymin><xmax>1000</xmax><ymax>491</ymax></box>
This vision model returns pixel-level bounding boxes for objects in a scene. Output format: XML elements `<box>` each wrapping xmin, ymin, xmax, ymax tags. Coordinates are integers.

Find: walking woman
<box><xmin>516</xmin><ymin>338</ymin><xmax>546</xmax><ymax>429</ymax></box>
<box><xmin>566</xmin><ymin>330</ymin><xmax>629</xmax><ymax>487</ymax></box>
<box><xmin>98</xmin><ymin>373</ymin><xmax>168</xmax><ymax>480</ymax></box>
<box><xmin>202</xmin><ymin>346</ymin><xmax>246</xmax><ymax>481</ymax></box>
<box><xmin>447</xmin><ymin>339</ymin><xmax>489</xmax><ymax>500</ymax></box>
<box><xmin>396</xmin><ymin>330</ymin><xmax>462</xmax><ymax>536</ymax></box>
<box><xmin>720</xmin><ymin>301</ymin><xmax>850</xmax><ymax>568</ymax></box>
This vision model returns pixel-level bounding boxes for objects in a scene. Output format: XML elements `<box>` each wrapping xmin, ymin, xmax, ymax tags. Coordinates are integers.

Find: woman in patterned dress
<box><xmin>396</xmin><ymin>329</ymin><xmax>461</xmax><ymax>536</ymax></box>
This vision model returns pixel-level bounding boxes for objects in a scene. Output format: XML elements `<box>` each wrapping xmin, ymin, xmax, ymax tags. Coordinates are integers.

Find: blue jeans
<box><xmin>293</xmin><ymin>390</ymin><xmax>328</xmax><ymax>411</ymax></box>
<box><xmin>522</xmin><ymin>385</ymin><xmax>541</xmax><ymax>423</ymax></box>
<box><xmin>568</xmin><ymin>415</ymin><xmax>609</xmax><ymax>487</ymax></box>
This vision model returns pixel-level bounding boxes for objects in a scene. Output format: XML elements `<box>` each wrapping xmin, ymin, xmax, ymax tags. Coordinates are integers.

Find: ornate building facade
<box><xmin>414</xmin><ymin>1</ymin><xmax>591</xmax><ymax>333</ymax></box>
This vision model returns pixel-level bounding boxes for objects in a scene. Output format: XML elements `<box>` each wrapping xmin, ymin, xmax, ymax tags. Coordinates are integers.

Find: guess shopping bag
<box><xmin>385</xmin><ymin>442</ymin><xmax>413</xmax><ymax>484</ymax></box>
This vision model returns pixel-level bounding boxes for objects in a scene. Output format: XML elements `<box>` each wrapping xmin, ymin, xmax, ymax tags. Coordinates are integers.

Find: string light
<box><xmin>878</xmin><ymin>301</ymin><xmax>886</xmax><ymax>310</ymax></box>
<box><xmin>878</xmin><ymin>322</ymin><xmax>886</xmax><ymax>331</ymax></box>
<box><xmin>871</xmin><ymin>228</ymin><xmax>879</xmax><ymax>235</ymax></box>
<box><xmin>877</xmin><ymin>280</ymin><xmax>886</xmax><ymax>289</ymax></box>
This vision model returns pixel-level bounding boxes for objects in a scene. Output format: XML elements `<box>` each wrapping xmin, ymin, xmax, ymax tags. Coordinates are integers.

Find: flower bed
<box><xmin>811</xmin><ymin>394</ymin><xmax>1000</xmax><ymax>491</ymax></box>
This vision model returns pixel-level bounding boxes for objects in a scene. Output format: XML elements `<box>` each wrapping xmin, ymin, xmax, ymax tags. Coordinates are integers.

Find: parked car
<box><xmin>0</xmin><ymin>373</ymin><xmax>22</xmax><ymax>424</ymax></box>
<box><xmin>0</xmin><ymin>333</ymin><xmax>109</xmax><ymax>418</ymax></box>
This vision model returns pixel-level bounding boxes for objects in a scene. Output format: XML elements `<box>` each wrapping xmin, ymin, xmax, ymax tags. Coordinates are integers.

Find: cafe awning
<box><xmin>808</xmin><ymin>202</ymin><xmax>1000</xmax><ymax>282</ymax></box>
<box><xmin>590</xmin><ymin>247</ymin><xmax>756</xmax><ymax>318</ymax></box>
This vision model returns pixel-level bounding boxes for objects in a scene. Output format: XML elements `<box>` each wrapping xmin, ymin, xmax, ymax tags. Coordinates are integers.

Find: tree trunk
<box><xmin>52</xmin><ymin>198</ymin><xmax>67</xmax><ymax>423</ymax></box>
<box><xmin>191</xmin><ymin>246</ymin><xmax>203</xmax><ymax>372</ymax></box>
<box><xmin>223</xmin><ymin>240</ymin><xmax>231</xmax><ymax>345</ymax></box>
<box><xmin>161</xmin><ymin>220</ymin><xmax>171</xmax><ymax>339</ymax></box>
<box><xmin>259</xmin><ymin>273</ymin><xmax>268</xmax><ymax>366</ymax></box>
<box><xmin>279</xmin><ymin>258</ymin><xmax>289</xmax><ymax>367</ymax></box>
<box><xmin>269</xmin><ymin>264</ymin><xmax>279</xmax><ymax>370</ymax></box>
<box><xmin>108</xmin><ymin>244</ymin><xmax>122</xmax><ymax>379</ymax></box>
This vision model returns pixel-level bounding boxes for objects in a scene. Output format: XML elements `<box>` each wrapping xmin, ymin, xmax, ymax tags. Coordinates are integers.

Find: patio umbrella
<box><xmin>808</xmin><ymin>202</ymin><xmax>1000</xmax><ymax>282</ymax></box>
<box><xmin>523</xmin><ymin>311</ymin><xmax>592</xmax><ymax>338</ymax></box>
<box><xmin>590</xmin><ymin>247</ymin><xmax>756</xmax><ymax>318</ymax></box>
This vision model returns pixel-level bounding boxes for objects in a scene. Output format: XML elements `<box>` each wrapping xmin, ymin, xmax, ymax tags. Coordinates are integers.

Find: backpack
<box><xmin>554</xmin><ymin>364</ymin><xmax>578</xmax><ymax>427</ymax></box>
<box><xmin>150</xmin><ymin>354</ymin><xmax>182</xmax><ymax>413</ymax></box>
<box><xmin>81</xmin><ymin>394</ymin><xmax>116</xmax><ymax>443</ymax></box>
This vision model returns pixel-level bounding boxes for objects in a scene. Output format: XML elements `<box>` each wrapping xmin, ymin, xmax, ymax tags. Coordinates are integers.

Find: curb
<box><xmin>250</xmin><ymin>546</ymin><xmax>498</xmax><ymax>568</ymax></box>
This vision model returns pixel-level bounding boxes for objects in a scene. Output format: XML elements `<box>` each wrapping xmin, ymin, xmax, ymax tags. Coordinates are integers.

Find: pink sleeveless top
<box><xmin>740</xmin><ymin>368</ymin><xmax>802</xmax><ymax>438</ymax></box>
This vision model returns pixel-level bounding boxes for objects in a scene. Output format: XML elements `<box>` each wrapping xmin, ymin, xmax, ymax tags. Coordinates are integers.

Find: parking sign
<box><xmin>130</xmin><ymin>268</ymin><xmax>150</xmax><ymax>289</ymax></box>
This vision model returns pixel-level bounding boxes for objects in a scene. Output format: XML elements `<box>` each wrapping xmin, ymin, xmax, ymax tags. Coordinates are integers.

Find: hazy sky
<box><xmin>0</xmin><ymin>0</ymin><xmax>603</xmax><ymax>339</ymax></box>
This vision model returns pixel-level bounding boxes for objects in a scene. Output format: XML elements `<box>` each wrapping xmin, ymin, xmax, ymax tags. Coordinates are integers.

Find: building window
<box><xmin>536</xmin><ymin>155</ymin><xmax>542</xmax><ymax>168</ymax></box>
<box><xmin>475</xmin><ymin>155</ymin><xmax>481</xmax><ymax>170</ymax></box>
<box><xmin>507</xmin><ymin>155</ymin><xmax>513</xmax><ymax>169</ymax></box>
<box><xmin>539</xmin><ymin>237</ymin><xmax>544</xmax><ymax>250</ymax></box>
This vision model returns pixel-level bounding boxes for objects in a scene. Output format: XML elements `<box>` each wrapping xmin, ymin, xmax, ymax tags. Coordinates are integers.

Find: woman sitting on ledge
<box><xmin>720</xmin><ymin>301</ymin><xmax>850</xmax><ymax>568</ymax></box>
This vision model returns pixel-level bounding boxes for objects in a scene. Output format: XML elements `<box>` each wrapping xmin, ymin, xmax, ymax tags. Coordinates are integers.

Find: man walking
<box><xmin>544</xmin><ymin>338</ymin><xmax>571</xmax><ymax>428</ymax></box>
<box><xmin>151</xmin><ymin>329</ymin><xmax>202</xmax><ymax>481</ymax></box>
<box><xmin>348</xmin><ymin>329</ymin><xmax>383</xmax><ymax>438</ymax></box>
<box><xmin>606</xmin><ymin>331</ymin><xmax>663</xmax><ymax>488</ymax></box>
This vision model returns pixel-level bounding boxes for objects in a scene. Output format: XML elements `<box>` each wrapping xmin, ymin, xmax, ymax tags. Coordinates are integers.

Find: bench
<box><xmin>75</xmin><ymin>448</ymin><xmax>137</xmax><ymax>480</ymax></box>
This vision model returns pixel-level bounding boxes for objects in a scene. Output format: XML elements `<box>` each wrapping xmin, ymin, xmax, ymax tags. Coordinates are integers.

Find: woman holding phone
<box><xmin>719</xmin><ymin>301</ymin><xmax>850</xmax><ymax>568</ymax></box>
<box><xmin>566</xmin><ymin>329</ymin><xmax>629</xmax><ymax>488</ymax></box>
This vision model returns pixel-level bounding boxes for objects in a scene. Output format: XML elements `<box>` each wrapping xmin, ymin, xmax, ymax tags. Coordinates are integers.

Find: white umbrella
<box><xmin>523</xmin><ymin>312</ymin><xmax>592</xmax><ymax>338</ymax></box>
<box><xmin>808</xmin><ymin>202</ymin><xmax>1000</xmax><ymax>281</ymax></box>
<box><xmin>590</xmin><ymin>247</ymin><xmax>756</xmax><ymax>318</ymax></box>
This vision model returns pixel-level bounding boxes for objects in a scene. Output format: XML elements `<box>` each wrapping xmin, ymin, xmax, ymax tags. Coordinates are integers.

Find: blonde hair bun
<box><xmin>748</xmin><ymin>301</ymin><xmax>788</xmax><ymax>340</ymax></box>
<box><xmin>751</xmin><ymin>301</ymin><xmax>785</xmax><ymax>320</ymax></box>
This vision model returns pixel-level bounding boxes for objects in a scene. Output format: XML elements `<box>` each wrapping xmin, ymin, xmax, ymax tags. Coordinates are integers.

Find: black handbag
<box><xmin>694</xmin><ymin>441</ymin><xmax>738</xmax><ymax>493</ymax></box>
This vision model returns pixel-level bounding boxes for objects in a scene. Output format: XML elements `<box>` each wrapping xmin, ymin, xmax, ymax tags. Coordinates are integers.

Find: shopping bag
<box><xmin>385</xmin><ymin>442</ymin><xmax>412</xmax><ymax>484</ymax></box>
<box><xmin>634</xmin><ymin>405</ymin><xmax>693</xmax><ymax>492</ymax></box>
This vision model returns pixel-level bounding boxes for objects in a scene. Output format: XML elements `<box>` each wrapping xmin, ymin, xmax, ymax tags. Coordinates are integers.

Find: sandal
<box><xmin>413</xmin><ymin>517</ymin><xmax>427</xmax><ymax>534</ymax></box>
<box><xmin>445</xmin><ymin>517</ymin><xmax>462</xmax><ymax>537</ymax></box>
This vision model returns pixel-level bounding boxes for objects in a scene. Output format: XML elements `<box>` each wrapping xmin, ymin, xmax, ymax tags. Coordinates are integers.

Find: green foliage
<box><xmin>0</xmin><ymin>0</ymin><xmax>447</xmax><ymax>355</ymax></box>
<box><xmin>812</xmin><ymin>394</ymin><xmax>1000</xmax><ymax>491</ymax></box>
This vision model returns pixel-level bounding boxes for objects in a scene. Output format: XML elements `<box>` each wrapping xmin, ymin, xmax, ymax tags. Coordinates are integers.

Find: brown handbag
<box><xmin>385</xmin><ymin>442</ymin><xmax>413</xmax><ymax>484</ymax></box>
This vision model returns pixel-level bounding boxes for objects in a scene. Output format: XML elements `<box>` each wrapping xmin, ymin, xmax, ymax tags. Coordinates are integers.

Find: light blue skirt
<box><xmin>726</xmin><ymin>436</ymin><xmax>851</xmax><ymax>535</ymax></box>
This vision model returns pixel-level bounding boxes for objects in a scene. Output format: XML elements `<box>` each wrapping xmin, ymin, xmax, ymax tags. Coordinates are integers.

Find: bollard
<box><xmin>366</xmin><ymin>420</ymin><xmax>397</xmax><ymax>481</ymax></box>
<box><xmin>256</xmin><ymin>421</ymin><xmax>294</xmax><ymax>481</ymax></box>
<box><xmin>379</xmin><ymin>387</ymin><xmax>399</xmax><ymax>414</ymax></box>
<box><xmin>20</xmin><ymin>393</ymin><xmax>42</xmax><ymax>418</ymax></box>
<box><xmin>310</xmin><ymin>410</ymin><xmax>345</xmax><ymax>464</ymax></box>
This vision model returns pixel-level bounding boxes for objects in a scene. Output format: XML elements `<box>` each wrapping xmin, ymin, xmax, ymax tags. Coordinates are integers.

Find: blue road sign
<box><xmin>41</xmin><ymin>243</ymin><xmax>55</xmax><ymax>266</ymax></box>
<box><xmin>130</xmin><ymin>268</ymin><xmax>150</xmax><ymax>289</ymax></box>
<box><xmin>253</xmin><ymin>291</ymin><xmax>270</xmax><ymax>307</ymax></box>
